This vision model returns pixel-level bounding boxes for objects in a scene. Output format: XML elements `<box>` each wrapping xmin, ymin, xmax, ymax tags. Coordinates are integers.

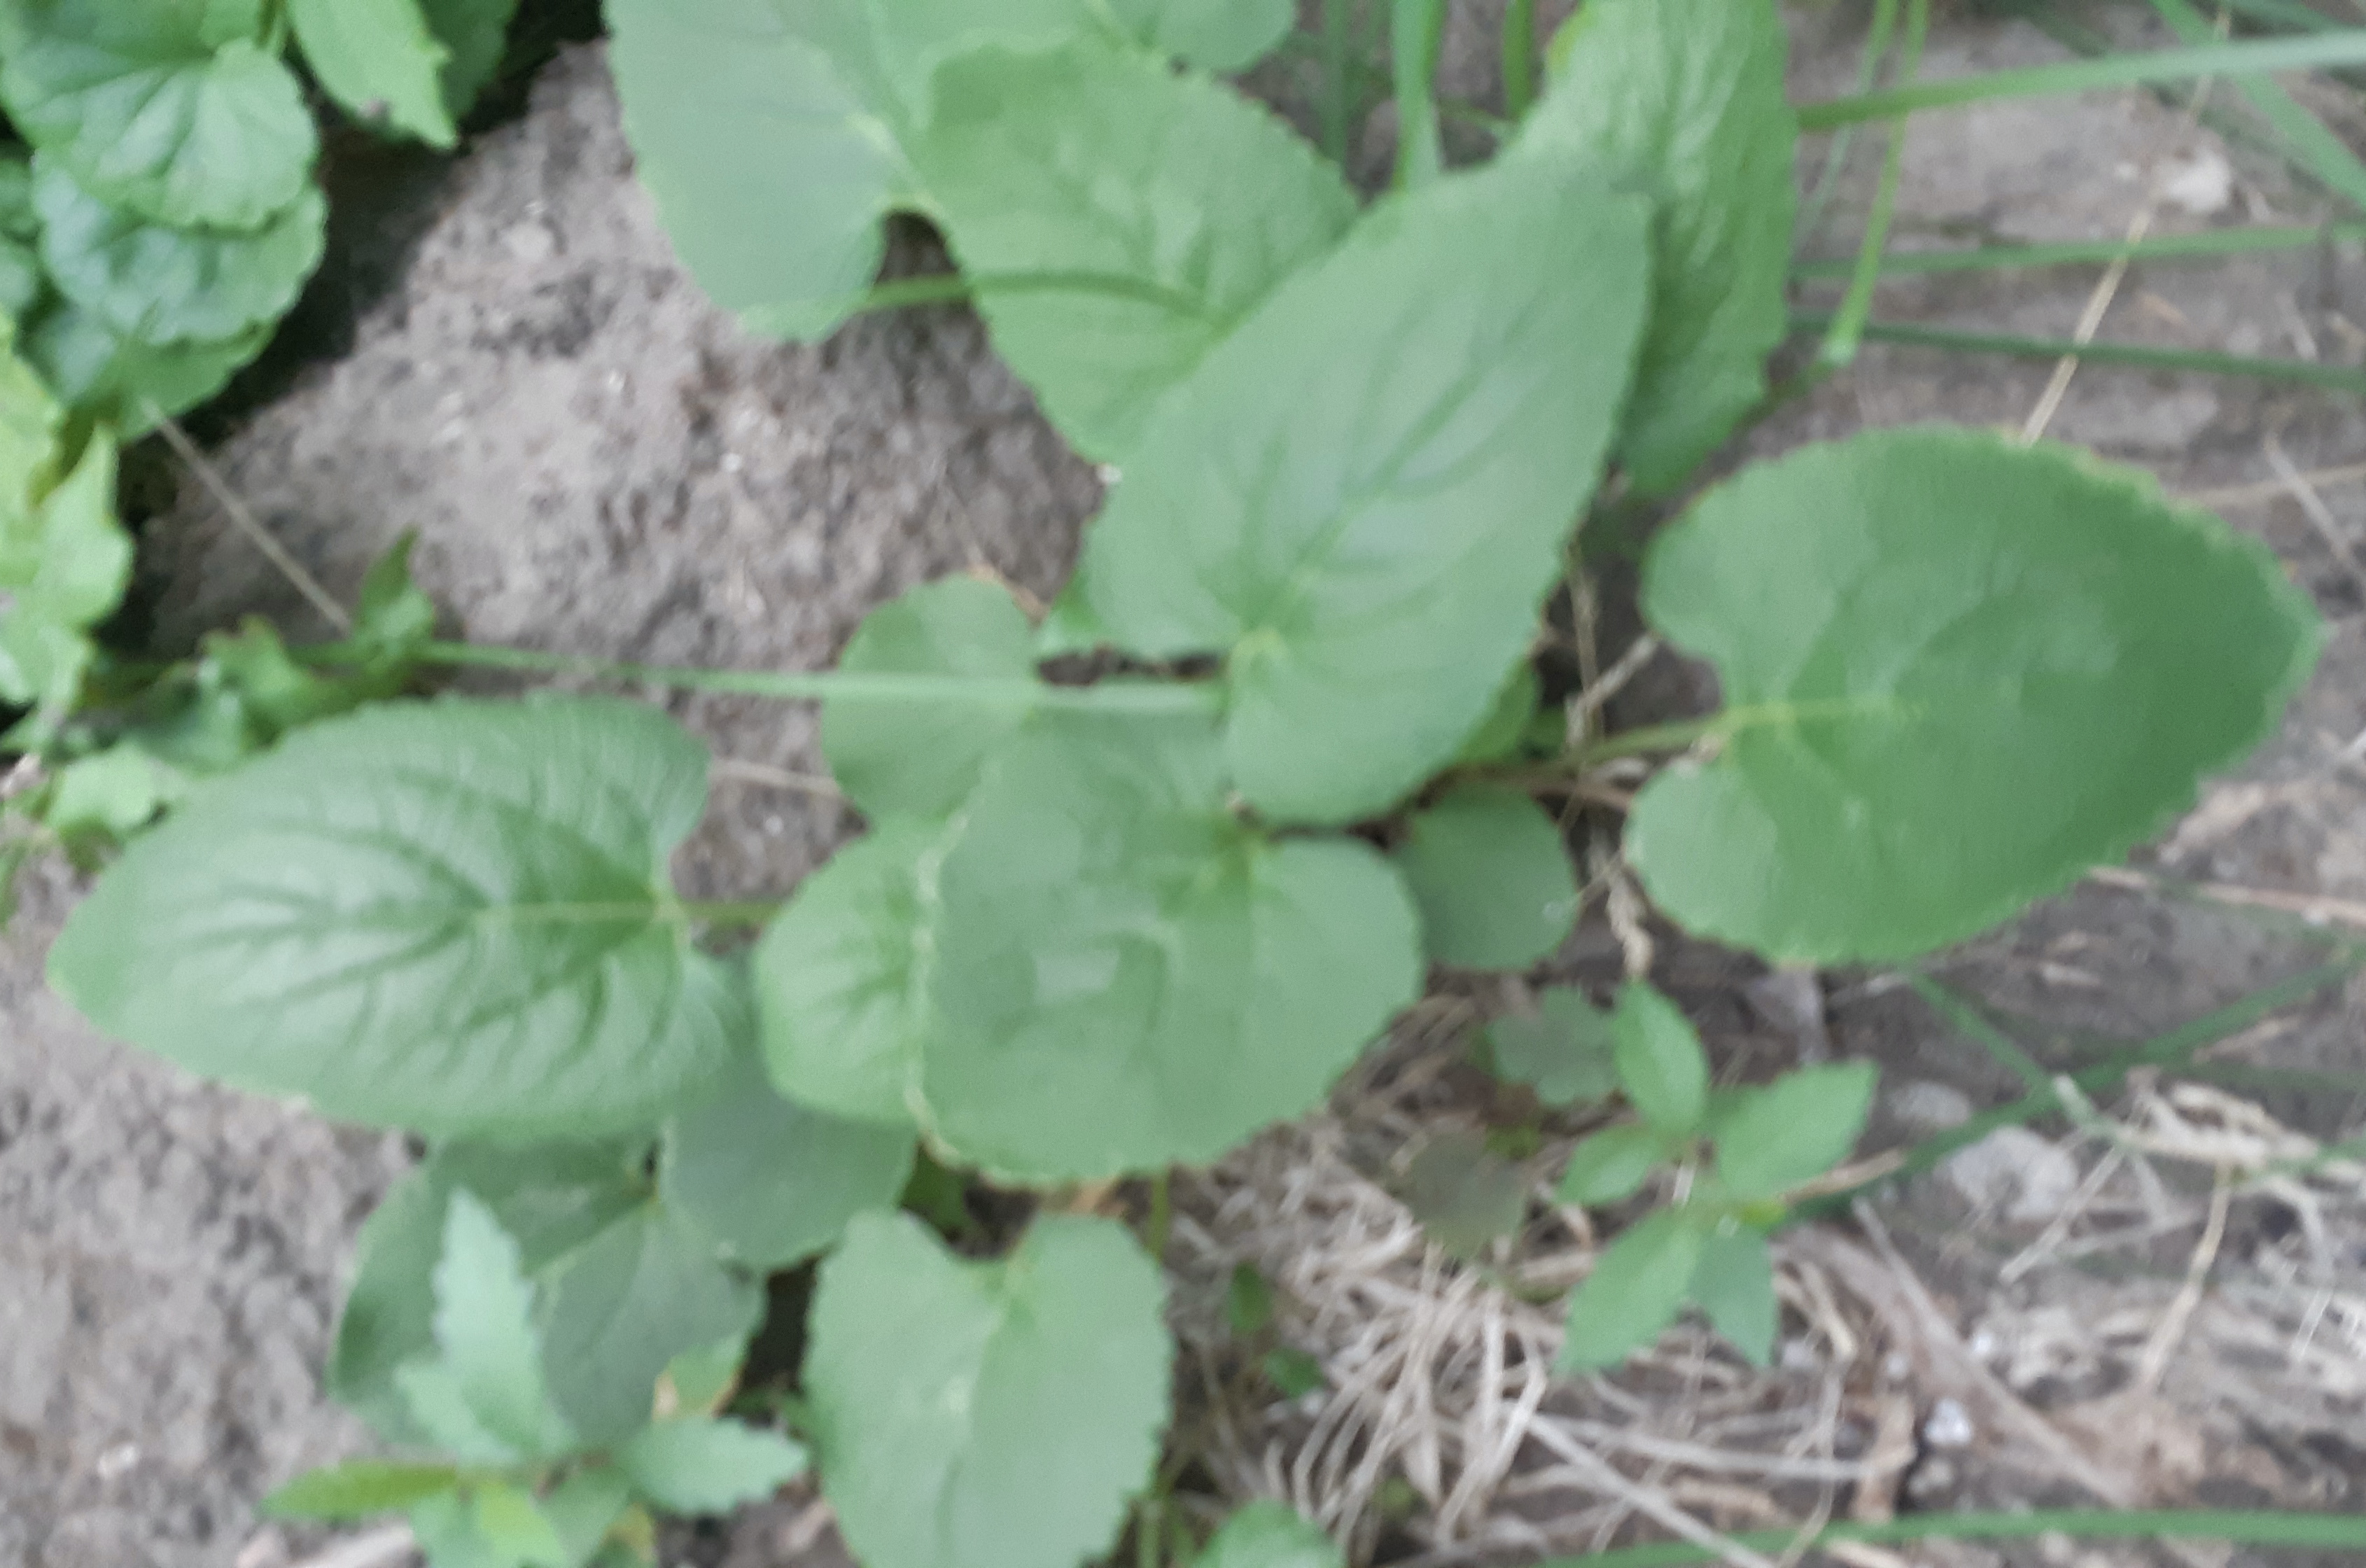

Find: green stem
<box><xmin>1796</xmin><ymin>29</ymin><xmax>2366</xmax><ymax>129</ymax></box>
<box><xmin>1795</xmin><ymin>0</ymin><xmax>1900</xmax><ymax>248</ymax></box>
<box><xmin>1144</xmin><ymin>1170</ymin><xmax>1172</xmax><ymax>1264</ymax></box>
<box><xmin>1907</xmin><ymin>976</ymin><xmax>2050</xmax><ymax>1096</ymax></box>
<box><xmin>1392</xmin><ymin>0</ymin><xmax>1448</xmax><ymax>189</ymax></box>
<box><xmin>1543</xmin><ymin>1507</ymin><xmax>2366</xmax><ymax>1567</ymax></box>
<box><xmin>328</xmin><ymin>638</ymin><xmax>1225</xmax><ymax>715</ymax></box>
<box><xmin>1794</xmin><ymin>218</ymin><xmax>2366</xmax><ymax>277</ymax></box>
<box><xmin>1789</xmin><ymin>311</ymin><xmax>2366</xmax><ymax>393</ymax></box>
<box><xmin>2147</xmin><ymin>0</ymin><xmax>2366</xmax><ymax>210</ymax></box>
<box><xmin>1320</xmin><ymin>0</ymin><xmax>1359</xmax><ymax>164</ymax></box>
<box><xmin>1819</xmin><ymin>0</ymin><xmax>1928</xmax><ymax>371</ymax></box>
<box><xmin>1502</xmin><ymin>0</ymin><xmax>1538</xmax><ymax>121</ymax></box>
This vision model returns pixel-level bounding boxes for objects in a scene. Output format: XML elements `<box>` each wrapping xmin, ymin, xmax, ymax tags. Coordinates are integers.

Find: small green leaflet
<box><xmin>1521</xmin><ymin>0</ymin><xmax>1795</xmax><ymax>493</ymax></box>
<box><xmin>1558</xmin><ymin>1208</ymin><xmax>1702</xmax><ymax>1371</ymax></box>
<box><xmin>475</xmin><ymin>1481</ymin><xmax>570</xmax><ymax>1568</ymax></box>
<box><xmin>331</xmin><ymin>1142</ymin><xmax>650</xmax><ymax>1446</ymax></box>
<box><xmin>399</xmin><ymin>1190</ymin><xmax>577</xmax><ymax>1464</ymax></box>
<box><xmin>22</xmin><ymin>296</ymin><xmax>268</xmax><ymax>433</ymax></box>
<box><xmin>1194</xmin><ymin>1502</ymin><xmax>1343</xmax><ymax>1568</ymax></box>
<box><xmin>1609</xmin><ymin>983</ymin><xmax>1709</xmax><ymax>1136</ymax></box>
<box><xmin>44</xmin><ymin>746</ymin><xmax>176</xmax><ymax>840</ymax></box>
<box><xmin>540</xmin><ymin>1469</ymin><xmax>633</xmax><ymax>1567</ymax></box>
<box><xmin>48</xmin><ymin>697</ymin><xmax>752</xmax><ymax>1140</ymax></box>
<box><xmin>32</xmin><ymin>157</ymin><xmax>327</xmax><ymax>345</ymax></box>
<box><xmin>420</xmin><ymin>0</ymin><xmax>523</xmax><ymax>120</ymax></box>
<box><xmin>1711</xmin><ymin>1062</ymin><xmax>1877</xmax><ymax>1200</ymax></box>
<box><xmin>660</xmin><ymin>1048</ymin><xmax>916</xmax><ymax>1270</ymax></box>
<box><xmin>0</xmin><ymin>0</ymin><xmax>318</xmax><ymax>231</ymax></box>
<box><xmin>1689</xmin><ymin>1227</ymin><xmax>1778</xmax><ymax>1366</ymax></box>
<box><xmin>1401</xmin><ymin>1128</ymin><xmax>1528</xmax><ymax>1261</ymax></box>
<box><xmin>534</xmin><ymin>1200</ymin><xmax>762</xmax><ymax>1446</ymax></box>
<box><xmin>1627</xmin><ymin>428</ymin><xmax>2323</xmax><ymax>962</ymax></box>
<box><xmin>755</xmin><ymin>817</ymin><xmax>953</xmax><ymax>1126</ymax></box>
<box><xmin>616</xmin><ymin>1418</ymin><xmax>809</xmax><ymax>1515</ymax></box>
<box><xmin>822</xmin><ymin>575</ymin><xmax>1036</xmax><ymax>819</ymax></box>
<box><xmin>807</xmin><ymin>1212</ymin><xmax>1171</xmax><ymax>1568</ymax></box>
<box><xmin>605</xmin><ymin>0</ymin><xmax>1091</xmax><ymax>341</ymax></box>
<box><xmin>0</xmin><ymin>424</ymin><xmax>130</xmax><ymax>718</ymax></box>
<box><xmin>1394</xmin><ymin>785</ymin><xmax>1578</xmax><ymax>970</ymax></box>
<box><xmin>1483</xmin><ymin>987</ymin><xmax>1618</xmax><ymax>1107</ymax></box>
<box><xmin>913</xmin><ymin>40</ymin><xmax>1355</xmax><ymax>461</ymax></box>
<box><xmin>921</xmin><ymin>712</ymin><xmax>1422</xmax><ymax>1180</ymax></box>
<box><xmin>1077</xmin><ymin>153</ymin><xmax>1651</xmax><ymax>823</ymax></box>
<box><xmin>410</xmin><ymin>1491</ymin><xmax>521</xmax><ymax>1568</ymax></box>
<box><xmin>261</xmin><ymin>1462</ymin><xmax>460</xmax><ymax>1522</ymax></box>
<box><xmin>1104</xmin><ymin>0</ymin><xmax>1293</xmax><ymax>72</ymax></box>
<box><xmin>1556</xmin><ymin>1123</ymin><xmax>1667</xmax><ymax>1207</ymax></box>
<box><xmin>1455</xmin><ymin>663</ymin><xmax>1543</xmax><ymax>766</ymax></box>
<box><xmin>289</xmin><ymin>0</ymin><xmax>458</xmax><ymax>148</ymax></box>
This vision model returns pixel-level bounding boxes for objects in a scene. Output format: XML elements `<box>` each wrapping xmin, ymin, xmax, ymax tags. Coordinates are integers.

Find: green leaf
<box><xmin>1394</xmin><ymin>785</ymin><xmax>1578</xmax><ymax>970</ymax></box>
<box><xmin>541</xmin><ymin>1468</ymin><xmax>633</xmax><ymax>1568</ymax></box>
<box><xmin>410</xmin><ymin>1492</ymin><xmax>515</xmax><ymax>1568</ymax></box>
<box><xmin>1711</xmin><ymin>1063</ymin><xmax>1877</xmax><ymax>1200</ymax></box>
<box><xmin>0</xmin><ymin>1</ymin><xmax>317</xmax><ymax>231</ymax></box>
<box><xmin>807</xmin><ymin>1212</ymin><xmax>1171</xmax><ymax>1568</ymax></box>
<box><xmin>1226</xmin><ymin>1263</ymin><xmax>1274</xmax><ymax>1338</ymax></box>
<box><xmin>290</xmin><ymin>0</ymin><xmax>458</xmax><ymax>148</ymax></box>
<box><xmin>261</xmin><ymin>1462</ymin><xmax>461</xmax><ymax>1522</ymax></box>
<box><xmin>331</xmin><ymin>1142</ymin><xmax>652</xmax><ymax>1446</ymax></box>
<box><xmin>603</xmin><ymin>0</ymin><xmax>1091</xmax><ymax>340</ymax></box>
<box><xmin>1555</xmin><ymin>1122</ymin><xmax>1667</xmax><ymax>1207</ymax></box>
<box><xmin>22</xmin><ymin>295</ymin><xmax>267</xmax><ymax>432</ymax></box>
<box><xmin>418</xmin><ymin>0</ymin><xmax>521</xmax><ymax>118</ymax></box>
<box><xmin>1689</xmin><ymin>1228</ymin><xmax>1777</xmax><ymax>1366</ymax></box>
<box><xmin>912</xmin><ymin>41</ymin><xmax>1355</xmax><ymax>461</ymax></box>
<box><xmin>45</xmin><ymin>744</ymin><xmax>174</xmax><ymax>839</ymax></box>
<box><xmin>1104</xmin><ymin>0</ymin><xmax>1293</xmax><ymax>71</ymax></box>
<box><xmin>921</xmin><ymin>712</ymin><xmax>1423</xmax><ymax>1180</ymax></box>
<box><xmin>1558</xmin><ymin>1208</ymin><xmax>1703</xmax><ymax>1371</ymax></box>
<box><xmin>0</xmin><ymin>424</ymin><xmax>130</xmax><ymax>717</ymax></box>
<box><xmin>354</xmin><ymin>533</ymin><xmax>438</xmax><ymax>665</ymax></box>
<box><xmin>1077</xmin><ymin>153</ymin><xmax>1651</xmax><ymax>824</ymax></box>
<box><xmin>48</xmin><ymin>696</ymin><xmax>752</xmax><ymax>1140</ymax></box>
<box><xmin>1194</xmin><ymin>1502</ymin><xmax>1343</xmax><ymax>1568</ymax></box>
<box><xmin>535</xmin><ymin>1200</ymin><xmax>762</xmax><ymax>1447</ymax></box>
<box><xmin>1626</xmin><ymin>428</ymin><xmax>2322</xmax><ymax>962</ymax></box>
<box><xmin>411</xmin><ymin>1189</ymin><xmax>576</xmax><ymax>1462</ymax></box>
<box><xmin>1523</xmin><ymin>0</ymin><xmax>1795</xmax><ymax>493</ymax></box>
<box><xmin>1401</xmin><ymin>1128</ymin><xmax>1528</xmax><ymax>1261</ymax></box>
<box><xmin>1455</xmin><ymin>663</ymin><xmax>1542</xmax><ymax>766</ymax></box>
<box><xmin>477</xmin><ymin>1482</ymin><xmax>569</xmax><ymax>1568</ymax></box>
<box><xmin>660</xmin><ymin>1048</ymin><xmax>915</xmax><ymax>1270</ymax></box>
<box><xmin>33</xmin><ymin>157</ymin><xmax>326</xmax><ymax>346</ymax></box>
<box><xmin>1264</xmin><ymin>1346</ymin><xmax>1324</xmax><ymax>1399</ymax></box>
<box><xmin>1609</xmin><ymin>983</ymin><xmax>1709</xmax><ymax>1135</ymax></box>
<box><xmin>822</xmin><ymin>575</ymin><xmax>1035</xmax><ymax>820</ymax></box>
<box><xmin>1483</xmin><ymin>987</ymin><xmax>1618</xmax><ymax>1107</ymax></box>
<box><xmin>616</xmin><ymin>1418</ymin><xmax>809</xmax><ymax>1515</ymax></box>
<box><xmin>754</xmin><ymin>816</ymin><xmax>952</xmax><ymax>1126</ymax></box>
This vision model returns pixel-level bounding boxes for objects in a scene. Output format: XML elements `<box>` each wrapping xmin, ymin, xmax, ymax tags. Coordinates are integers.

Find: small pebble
<box><xmin>1922</xmin><ymin>1396</ymin><xmax>1975</xmax><ymax>1449</ymax></box>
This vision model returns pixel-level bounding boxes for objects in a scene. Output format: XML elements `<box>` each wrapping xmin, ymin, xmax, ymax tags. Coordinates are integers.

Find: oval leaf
<box><xmin>262</xmin><ymin>1462</ymin><xmax>460</xmax><ymax>1522</ymax></box>
<box><xmin>1394</xmin><ymin>784</ymin><xmax>1578</xmax><ymax>970</ymax></box>
<box><xmin>1628</xmin><ymin>428</ymin><xmax>2322</xmax><ymax>962</ymax></box>
<box><xmin>808</xmin><ymin>1212</ymin><xmax>1171</xmax><ymax>1568</ymax></box>
<box><xmin>0</xmin><ymin>2</ymin><xmax>316</xmax><ymax>230</ymax></box>
<box><xmin>822</xmin><ymin>575</ymin><xmax>1036</xmax><ymax>820</ymax></box>
<box><xmin>1558</xmin><ymin>1208</ymin><xmax>1703</xmax><ymax>1371</ymax></box>
<box><xmin>1522</xmin><ymin>0</ymin><xmax>1795</xmax><ymax>493</ymax></box>
<box><xmin>605</xmin><ymin>0</ymin><xmax>1091</xmax><ymax>341</ymax></box>
<box><xmin>48</xmin><ymin>696</ymin><xmax>751</xmax><ymax>1140</ymax></box>
<box><xmin>1610</xmin><ymin>983</ymin><xmax>1709</xmax><ymax>1136</ymax></box>
<box><xmin>1555</xmin><ymin>1122</ymin><xmax>1667</xmax><ymax>1207</ymax></box>
<box><xmin>1690</xmin><ymin>1228</ymin><xmax>1777</xmax><ymax>1366</ymax></box>
<box><xmin>661</xmin><ymin>1049</ymin><xmax>916</xmax><ymax>1270</ymax></box>
<box><xmin>616</xmin><ymin>1418</ymin><xmax>808</xmax><ymax>1516</ymax></box>
<box><xmin>913</xmin><ymin>41</ymin><xmax>1355</xmax><ymax>461</ymax></box>
<box><xmin>1483</xmin><ymin>986</ymin><xmax>1618</xmax><ymax>1107</ymax></box>
<box><xmin>1078</xmin><ymin>153</ymin><xmax>1651</xmax><ymax>823</ymax></box>
<box><xmin>1194</xmin><ymin>1502</ymin><xmax>1343</xmax><ymax>1568</ymax></box>
<box><xmin>290</xmin><ymin>0</ymin><xmax>458</xmax><ymax>148</ymax></box>
<box><xmin>1710</xmin><ymin>1062</ymin><xmax>1877</xmax><ymax>1200</ymax></box>
<box><xmin>754</xmin><ymin>817</ymin><xmax>955</xmax><ymax>1126</ymax></box>
<box><xmin>921</xmin><ymin>713</ymin><xmax>1423</xmax><ymax>1180</ymax></box>
<box><xmin>34</xmin><ymin>156</ymin><xmax>326</xmax><ymax>345</ymax></box>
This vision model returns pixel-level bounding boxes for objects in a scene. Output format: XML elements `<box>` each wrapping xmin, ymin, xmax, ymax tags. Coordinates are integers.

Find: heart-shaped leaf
<box><xmin>1521</xmin><ymin>0</ymin><xmax>1795</xmax><ymax>492</ymax></box>
<box><xmin>1628</xmin><ymin>428</ymin><xmax>2322</xmax><ymax>962</ymax></box>
<box><xmin>48</xmin><ymin>696</ymin><xmax>751</xmax><ymax>1140</ymax></box>
<box><xmin>920</xmin><ymin>712</ymin><xmax>1422</xmax><ymax>1180</ymax></box>
<box><xmin>0</xmin><ymin>0</ymin><xmax>316</xmax><ymax>230</ymax></box>
<box><xmin>807</xmin><ymin>1212</ymin><xmax>1170</xmax><ymax>1568</ymax></box>
<box><xmin>1077</xmin><ymin>153</ymin><xmax>1651</xmax><ymax>822</ymax></box>
<box><xmin>913</xmin><ymin>41</ymin><xmax>1354</xmax><ymax>461</ymax></box>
